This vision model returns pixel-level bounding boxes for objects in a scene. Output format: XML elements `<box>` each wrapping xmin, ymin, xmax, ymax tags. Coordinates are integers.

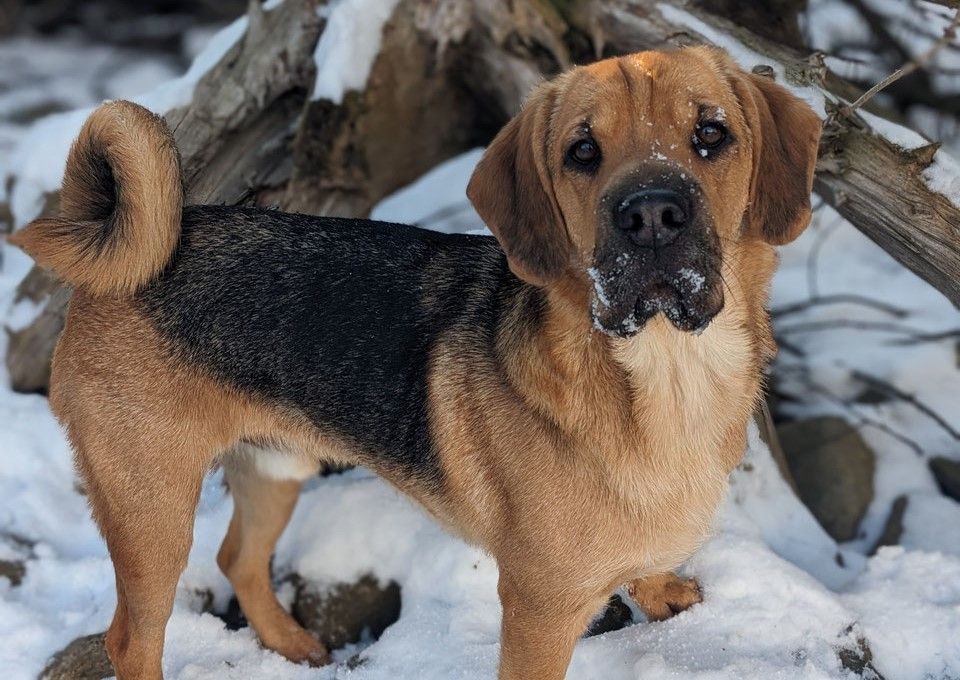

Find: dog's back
<box><xmin>138</xmin><ymin>205</ymin><xmax>518</xmax><ymax>482</ymax></box>
<box><xmin>11</xmin><ymin>101</ymin><xmax>534</xmax><ymax>485</ymax></box>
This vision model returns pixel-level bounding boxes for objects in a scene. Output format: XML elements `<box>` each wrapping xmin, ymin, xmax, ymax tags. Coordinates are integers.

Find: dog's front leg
<box><xmin>496</xmin><ymin>572</ymin><xmax>599</xmax><ymax>680</ymax></box>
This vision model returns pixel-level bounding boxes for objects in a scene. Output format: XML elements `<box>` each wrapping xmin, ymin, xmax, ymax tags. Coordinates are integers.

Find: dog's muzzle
<box><xmin>589</xmin><ymin>167</ymin><xmax>724</xmax><ymax>338</ymax></box>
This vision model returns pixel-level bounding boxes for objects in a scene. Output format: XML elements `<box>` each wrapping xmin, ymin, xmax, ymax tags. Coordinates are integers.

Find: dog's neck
<box><xmin>506</xmin><ymin>241</ymin><xmax>777</xmax><ymax>476</ymax></box>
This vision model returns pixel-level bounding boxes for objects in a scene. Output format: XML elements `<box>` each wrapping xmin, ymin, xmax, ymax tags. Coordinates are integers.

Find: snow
<box><xmin>858</xmin><ymin>110</ymin><xmax>929</xmax><ymax>151</ymax></box>
<box><xmin>370</xmin><ymin>149</ymin><xmax>487</xmax><ymax>234</ymax></box>
<box><xmin>924</xmin><ymin>152</ymin><xmax>960</xmax><ymax>205</ymax></box>
<box><xmin>587</xmin><ymin>267</ymin><xmax>613</xmax><ymax>309</ymax></box>
<box><xmin>900</xmin><ymin>493</ymin><xmax>960</xmax><ymax>558</ymax></box>
<box><xmin>674</xmin><ymin>268</ymin><xmax>706</xmax><ymax>295</ymax></box>
<box><xmin>310</xmin><ymin>0</ymin><xmax>403</xmax><ymax>103</ymax></box>
<box><xmin>842</xmin><ymin>547</ymin><xmax>960</xmax><ymax>679</ymax></box>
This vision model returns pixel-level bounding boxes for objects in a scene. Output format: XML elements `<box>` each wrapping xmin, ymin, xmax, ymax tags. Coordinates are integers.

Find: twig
<box><xmin>777</xmin><ymin>365</ymin><xmax>927</xmax><ymax>456</ymax></box>
<box><xmin>887</xmin><ymin>328</ymin><xmax>960</xmax><ymax>344</ymax></box>
<box><xmin>776</xmin><ymin>319</ymin><xmax>937</xmax><ymax>336</ymax></box>
<box><xmin>771</xmin><ymin>294</ymin><xmax>908</xmax><ymax>319</ymax></box>
<box><xmin>850</xmin><ymin>370</ymin><xmax>960</xmax><ymax>440</ymax></box>
<box><xmin>840</xmin><ymin>7</ymin><xmax>960</xmax><ymax>116</ymax></box>
<box><xmin>774</xmin><ymin>335</ymin><xmax>807</xmax><ymax>358</ymax></box>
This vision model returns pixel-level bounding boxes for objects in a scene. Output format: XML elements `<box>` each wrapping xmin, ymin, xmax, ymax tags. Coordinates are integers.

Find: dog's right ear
<box><xmin>467</xmin><ymin>83</ymin><xmax>573</xmax><ymax>287</ymax></box>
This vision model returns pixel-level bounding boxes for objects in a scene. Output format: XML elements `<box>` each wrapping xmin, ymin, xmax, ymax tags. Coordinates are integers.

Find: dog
<box><xmin>9</xmin><ymin>46</ymin><xmax>820</xmax><ymax>679</ymax></box>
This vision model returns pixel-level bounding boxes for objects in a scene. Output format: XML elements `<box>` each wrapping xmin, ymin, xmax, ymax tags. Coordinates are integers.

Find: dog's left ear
<box><xmin>467</xmin><ymin>82</ymin><xmax>572</xmax><ymax>287</ymax></box>
<box><xmin>729</xmin><ymin>69</ymin><xmax>822</xmax><ymax>245</ymax></box>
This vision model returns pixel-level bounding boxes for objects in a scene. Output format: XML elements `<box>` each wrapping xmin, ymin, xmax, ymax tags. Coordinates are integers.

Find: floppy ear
<box><xmin>730</xmin><ymin>70</ymin><xmax>822</xmax><ymax>245</ymax></box>
<box><xmin>467</xmin><ymin>83</ymin><xmax>572</xmax><ymax>286</ymax></box>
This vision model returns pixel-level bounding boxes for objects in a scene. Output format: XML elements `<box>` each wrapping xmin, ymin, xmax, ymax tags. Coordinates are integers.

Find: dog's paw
<box><xmin>269</xmin><ymin>628</ymin><xmax>331</xmax><ymax>667</ymax></box>
<box><xmin>626</xmin><ymin>573</ymin><xmax>702</xmax><ymax>622</ymax></box>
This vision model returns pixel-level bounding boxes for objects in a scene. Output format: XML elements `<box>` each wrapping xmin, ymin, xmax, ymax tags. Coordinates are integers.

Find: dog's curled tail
<box><xmin>9</xmin><ymin>100</ymin><xmax>182</xmax><ymax>297</ymax></box>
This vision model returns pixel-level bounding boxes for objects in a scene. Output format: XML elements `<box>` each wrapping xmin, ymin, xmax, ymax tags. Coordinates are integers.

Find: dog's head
<box><xmin>467</xmin><ymin>47</ymin><xmax>821</xmax><ymax>337</ymax></box>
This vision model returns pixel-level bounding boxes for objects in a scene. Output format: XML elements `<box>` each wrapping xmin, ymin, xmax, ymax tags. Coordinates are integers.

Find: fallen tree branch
<box><xmin>770</xmin><ymin>294</ymin><xmax>908</xmax><ymax>319</ymax></box>
<box><xmin>851</xmin><ymin>369</ymin><xmax>960</xmax><ymax>440</ymax></box>
<box><xmin>777</xmin><ymin>365</ymin><xmax>928</xmax><ymax>457</ymax></box>
<box><xmin>776</xmin><ymin>319</ymin><xmax>945</xmax><ymax>336</ymax></box>
<box><xmin>888</xmin><ymin>328</ymin><xmax>960</xmax><ymax>344</ymax></box>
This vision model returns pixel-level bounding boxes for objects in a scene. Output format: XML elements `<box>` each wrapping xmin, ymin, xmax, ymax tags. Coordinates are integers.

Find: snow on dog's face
<box><xmin>468</xmin><ymin>46</ymin><xmax>821</xmax><ymax>337</ymax></box>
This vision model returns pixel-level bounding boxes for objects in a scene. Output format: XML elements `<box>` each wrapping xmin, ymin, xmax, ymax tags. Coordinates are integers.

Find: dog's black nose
<box><xmin>616</xmin><ymin>190</ymin><xmax>688</xmax><ymax>248</ymax></box>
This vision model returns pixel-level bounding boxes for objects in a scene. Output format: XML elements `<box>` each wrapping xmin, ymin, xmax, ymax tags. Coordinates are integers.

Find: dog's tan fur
<box><xmin>11</xmin><ymin>47</ymin><xmax>821</xmax><ymax>679</ymax></box>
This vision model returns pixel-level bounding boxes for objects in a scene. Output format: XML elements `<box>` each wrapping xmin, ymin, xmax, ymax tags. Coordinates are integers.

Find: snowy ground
<box><xmin>3</xmin><ymin>6</ymin><xmax>960</xmax><ymax>680</ymax></box>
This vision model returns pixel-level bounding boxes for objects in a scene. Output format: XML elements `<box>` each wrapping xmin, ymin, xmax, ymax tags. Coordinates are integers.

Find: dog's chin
<box><xmin>591</xmin><ymin>283</ymin><xmax>723</xmax><ymax>339</ymax></box>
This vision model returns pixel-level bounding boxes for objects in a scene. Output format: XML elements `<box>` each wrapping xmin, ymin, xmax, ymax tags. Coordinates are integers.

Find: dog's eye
<box><xmin>568</xmin><ymin>139</ymin><xmax>601</xmax><ymax>167</ymax></box>
<box><xmin>693</xmin><ymin>122</ymin><xmax>727</xmax><ymax>156</ymax></box>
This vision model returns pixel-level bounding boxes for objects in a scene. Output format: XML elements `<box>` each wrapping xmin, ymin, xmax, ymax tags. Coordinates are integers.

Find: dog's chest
<box><xmin>615</xmin><ymin>313</ymin><xmax>757</xmax><ymax>454</ymax></box>
<box><xmin>596</xmin><ymin>317</ymin><xmax>758</xmax><ymax>576</ymax></box>
<box><xmin>610</xmin><ymin>442</ymin><xmax>730</xmax><ymax>577</ymax></box>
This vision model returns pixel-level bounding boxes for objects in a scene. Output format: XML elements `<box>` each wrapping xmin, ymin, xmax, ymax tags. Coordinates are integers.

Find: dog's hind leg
<box><xmin>66</xmin><ymin>402</ymin><xmax>220</xmax><ymax>680</ymax></box>
<box><xmin>52</xmin><ymin>299</ymin><xmax>245</xmax><ymax>680</ymax></box>
<box><xmin>218</xmin><ymin>445</ymin><xmax>328</xmax><ymax>665</ymax></box>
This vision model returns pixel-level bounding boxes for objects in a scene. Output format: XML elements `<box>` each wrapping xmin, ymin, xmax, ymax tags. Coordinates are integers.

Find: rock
<box><xmin>836</xmin><ymin>630</ymin><xmax>885</xmax><ymax>679</ymax></box>
<box><xmin>929</xmin><ymin>457</ymin><xmax>960</xmax><ymax>503</ymax></box>
<box><xmin>585</xmin><ymin>594</ymin><xmax>633</xmax><ymax>637</ymax></box>
<box><xmin>216</xmin><ymin>595</ymin><xmax>248</xmax><ymax>631</ymax></box>
<box><xmin>0</xmin><ymin>559</ymin><xmax>25</xmax><ymax>586</ymax></box>
<box><xmin>869</xmin><ymin>495</ymin><xmax>908</xmax><ymax>555</ymax></box>
<box><xmin>778</xmin><ymin>416</ymin><xmax>875</xmax><ymax>542</ymax></box>
<box><xmin>0</xmin><ymin>533</ymin><xmax>33</xmax><ymax>587</ymax></box>
<box><xmin>40</xmin><ymin>633</ymin><xmax>113</xmax><ymax>680</ymax></box>
<box><xmin>291</xmin><ymin>574</ymin><xmax>401</xmax><ymax>650</ymax></box>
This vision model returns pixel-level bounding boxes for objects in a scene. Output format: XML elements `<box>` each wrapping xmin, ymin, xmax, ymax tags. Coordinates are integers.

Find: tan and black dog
<box><xmin>10</xmin><ymin>46</ymin><xmax>820</xmax><ymax>680</ymax></box>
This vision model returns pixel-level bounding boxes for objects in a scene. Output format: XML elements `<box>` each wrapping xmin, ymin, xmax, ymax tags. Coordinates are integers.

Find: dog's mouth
<box><xmin>590</xmin><ymin>266</ymin><xmax>724</xmax><ymax>338</ymax></box>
